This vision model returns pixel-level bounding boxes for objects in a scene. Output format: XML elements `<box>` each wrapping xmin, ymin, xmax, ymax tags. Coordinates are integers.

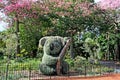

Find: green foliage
<box><xmin>5</xmin><ymin>34</ymin><xmax>17</xmax><ymax>58</ymax></box>
<box><xmin>0</xmin><ymin>28</ymin><xmax>19</xmax><ymax>59</ymax></box>
<box><xmin>19</xmin><ymin>24</ymin><xmax>40</xmax><ymax>58</ymax></box>
<box><xmin>0</xmin><ymin>58</ymin><xmax>40</xmax><ymax>71</ymax></box>
<box><xmin>97</xmin><ymin>33</ymin><xmax>117</xmax><ymax>60</ymax></box>
<box><xmin>0</xmin><ymin>73</ymin><xmax>25</xmax><ymax>80</ymax></box>
<box><xmin>65</xmin><ymin>53</ymin><xmax>74</xmax><ymax>70</ymax></box>
<box><xmin>65</xmin><ymin>58</ymin><xmax>74</xmax><ymax>68</ymax></box>
<box><xmin>74</xmin><ymin>56</ymin><xmax>87</xmax><ymax>69</ymax></box>
<box><xmin>37</xmin><ymin>47</ymin><xmax>43</xmax><ymax>60</ymax></box>
<box><xmin>71</xmin><ymin>56</ymin><xmax>114</xmax><ymax>75</ymax></box>
<box><xmin>83</xmin><ymin>38</ymin><xmax>101</xmax><ymax>59</ymax></box>
<box><xmin>73</xmin><ymin>31</ymin><xmax>101</xmax><ymax>59</ymax></box>
<box><xmin>73</xmin><ymin>56</ymin><xmax>91</xmax><ymax>72</ymax></box>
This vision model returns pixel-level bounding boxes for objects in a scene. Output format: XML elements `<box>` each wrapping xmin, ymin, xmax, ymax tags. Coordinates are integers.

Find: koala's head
<box><xmin>39</xmin><ymin>36</ymin><xmax>68</xmax><ymax>57</ymax></box>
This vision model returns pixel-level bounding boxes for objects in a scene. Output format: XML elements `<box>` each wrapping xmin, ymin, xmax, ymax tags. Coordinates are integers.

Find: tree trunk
<box><xmin>116</xmin><ymin>39</ymin><xmax>120</xmax><ymax>61</ymax></box>
<box><xmin>70</xmin><ymin>36</ymin><xmax>74</xmax><ymax>59</ymax></box>
<box><xmin>15</xmin><ymin>14</ymin><xmax>20</xmax><ymax>58</ymax></box>
<box><xmin>115</xmin><ymin>26</ymin><xmax>120</xmax><ymax>61</ymax></box>
<box><xmin>56</xmin><ymin>38</ymin><xmax>71</xmax><ymax>75</ymax></box>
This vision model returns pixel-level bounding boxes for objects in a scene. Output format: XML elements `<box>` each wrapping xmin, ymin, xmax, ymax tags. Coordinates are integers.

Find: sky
<box><xmin>0</xmin><ymin>21</ymin><xmax>7</xmax><ymax>31</ymax></box>
<box><xmin>0</xmin><ymin>0</ymin><xmax>104</xmax><ymax>32</ymax></box>
<box><xmin>94</xmin><ymin>0</ymin><xmax>101</xmax><ymax>3</ymax></box>
<box><xmin>0</xmin><ymin>12</ymin><xmax>8</xmax><ymax>32</ymax></box>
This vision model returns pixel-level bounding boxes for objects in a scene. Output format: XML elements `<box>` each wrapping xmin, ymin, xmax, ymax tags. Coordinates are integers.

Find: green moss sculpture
<box><xmin>39</xmin><ymin>36</ymin><xmax>69</xmax><ymax>75</ymax></box>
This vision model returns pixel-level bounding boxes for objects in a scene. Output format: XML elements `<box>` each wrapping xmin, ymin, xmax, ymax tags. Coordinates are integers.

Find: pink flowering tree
<box><xmin>8</xmin><ymin>0</ymin><xmax>30</xmax><ymax>56</ymax></box>
<box><xmin>97</xmin><ymin>0</ymin><xmax>120</xmax><ymax>29</ymax></box>
<box><xmin>0</xmin><ymin>0</ymin><xmax>104</xmax><ymax>58</ymax></box>
<box><xmin>97</xmin><ymin>0</ymin><xmax>120</xmax><ymax>10</ymax></box>
<box><xmin>0</xmin><ymin>0</ymin><xmax>36</xmax><ymax>57</ymax></box>
<box><xmin>1</xmin><ymin>0</ymin><xmax>97</xmax><ymax>35</ymax></box>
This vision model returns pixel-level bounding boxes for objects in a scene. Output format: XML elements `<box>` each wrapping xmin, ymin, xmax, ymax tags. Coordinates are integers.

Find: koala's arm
<box><xmin>42</xmin><ymin>53</ymin><xmax>59</xmax><ymax>65</ymax></box>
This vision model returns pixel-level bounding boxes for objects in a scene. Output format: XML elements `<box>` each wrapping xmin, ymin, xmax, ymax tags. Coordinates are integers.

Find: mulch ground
<box><xmin>31</xmin><ymin>74</ymin><xmax>120</xmax><ymax>80</ymax></box>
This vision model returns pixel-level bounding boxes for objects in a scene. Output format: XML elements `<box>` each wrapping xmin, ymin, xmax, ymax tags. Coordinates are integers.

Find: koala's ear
<box><xmin>39</xmin><ymin>37</ymin><xmax>48</xmax><ymax>47</ymax></box>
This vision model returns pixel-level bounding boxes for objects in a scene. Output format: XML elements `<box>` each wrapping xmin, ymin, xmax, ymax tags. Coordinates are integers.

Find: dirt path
<box><xmin>32</xmin><ymin>74</ymin><xmax>120</xmax><ymax>80</ymax></box>
<box><xmin>69</xmin><ymin>74</ymin><xmax>120</xmax><ymax>80</ymax></box>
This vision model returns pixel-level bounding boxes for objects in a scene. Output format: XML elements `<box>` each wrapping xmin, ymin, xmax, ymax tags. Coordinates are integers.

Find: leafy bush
<box><xmin>5</xmin><ymin>34</ymin><xmax>17</xmax><ymax>58</ymax></box>
<box><xmin>83</xmin><ymin>38</ymin><xmax>101</xmax><ymax>59</ymax></box>
<box><xmin>73</xmin><ymin>56</ymin><xmax>88</xmax><ymax>71</ymax></box>
<box><xmin>65</xmin><ymin>58</ymin><xmax>74</xmax><ymax>70</ymax></box>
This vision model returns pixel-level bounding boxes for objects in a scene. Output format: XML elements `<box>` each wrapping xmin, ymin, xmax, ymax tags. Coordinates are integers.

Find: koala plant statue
<box><xmin>39</xmin><ymin>36</ymin><xmax>71</xmax><ymax>75</ymax></box>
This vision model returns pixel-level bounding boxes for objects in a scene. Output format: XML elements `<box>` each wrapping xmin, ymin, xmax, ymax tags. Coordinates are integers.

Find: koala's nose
<box><xmin>50</xmin><ymin>43</ymin><xmax>54</xmax><ymax>50</ymax></box>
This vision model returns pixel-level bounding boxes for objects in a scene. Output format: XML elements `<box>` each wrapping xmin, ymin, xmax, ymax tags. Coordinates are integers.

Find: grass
<box><xmin>0</xmin><ymin>58</ymin><xmax>41</xmax><ymax>80</ymax></box>
<box><xmin>0</xmin><ymin>73</ymin><xmax>26</xmax><ymax>80</ymax></box>
<box><xmin>0</xmin><ymin>58</ymin><xmax>41</xmax><ymax>71</ymax></box>
<box><xmin>73</xmin><ymin>63</ymin><xmax>114</xmax><ymax>76</ymax></box>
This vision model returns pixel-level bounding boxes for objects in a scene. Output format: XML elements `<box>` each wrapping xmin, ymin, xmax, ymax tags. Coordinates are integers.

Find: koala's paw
<box><xmin>39</xmin><ymin>63</ymin><xmax>56</xmax><ymax>75</ymax></box>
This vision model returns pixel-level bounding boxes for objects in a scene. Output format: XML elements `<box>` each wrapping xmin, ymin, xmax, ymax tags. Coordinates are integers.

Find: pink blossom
<box><xmin>2</xmin><ymin>0</ymin><xmax>97</xmax><ymax>22</ymax></box>
<box><xmin>97</xmin><ymin>0</ymin><xmax>120</xmax><ymax>9</ymax></box>
<box><xmin>4</xmin><ymin>0</ymin><xmax>32</xmax><ymax>18</ymax></box>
